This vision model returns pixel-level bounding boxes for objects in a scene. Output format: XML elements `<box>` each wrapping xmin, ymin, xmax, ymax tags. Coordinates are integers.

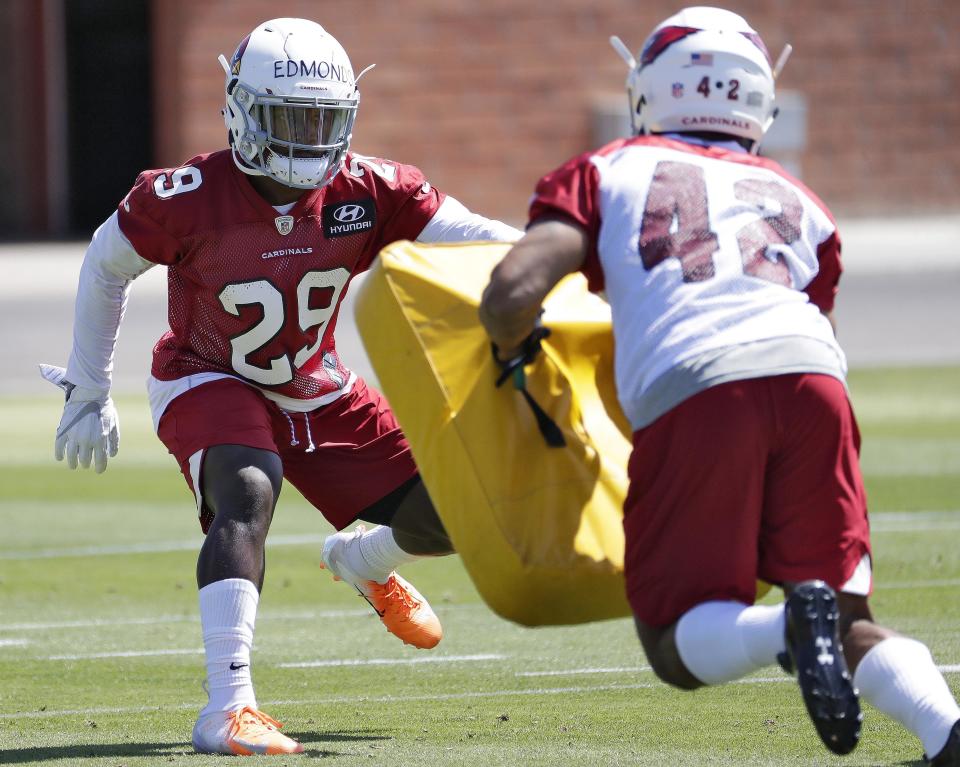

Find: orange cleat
<box><xmin>321</xmin><ymin>528</ymin><xmax>443</xmax><ymax>649</ymax></box>
<box><xmin>192</xmin><ymin>706</ymin><xmax>304</xmax><ymax>755</ymax></box>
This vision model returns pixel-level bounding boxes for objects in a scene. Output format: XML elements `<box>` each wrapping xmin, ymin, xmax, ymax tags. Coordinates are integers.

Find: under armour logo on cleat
<box><xmin>815</xmin><ymin>637</ymin><xmax>835</xmax><ymax>665</ymax></box>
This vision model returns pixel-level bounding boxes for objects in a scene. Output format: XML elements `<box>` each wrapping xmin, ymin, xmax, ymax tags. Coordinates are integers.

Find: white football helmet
<box><xmin>617</xmin><ymin>6</ymin><xmax>776</xmax><ymax>146</ymax></box>
<box><xmin>219</xmin><ymin>18</ymin><xmax>364</xmax><ymax>189</ymax></box>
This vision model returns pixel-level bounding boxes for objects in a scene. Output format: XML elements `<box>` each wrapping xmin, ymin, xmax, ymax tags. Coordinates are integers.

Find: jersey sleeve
<box><xmin>373</xmin><ymin>161</ymin><xmax>446</xmax><ymax>244</ymax></box>
<box><xmin>66</xmin><ymin>212</ymin><xmax>156</xmax><ymax>391</ymax></box>
<box><xmin>529</xmin><ymin>152</ymin><xmax>604</xmax><ymax>292</ymax></box>
<box><xmin>116</xmin><ymin>170</ymin><xmax>185</xmax><ymax>265</ymax></box>
<box><xmin>416</xmin><ymin>195</ymin><xmax>523</xmax><ymax>243</ymax></box>
<box><xmin>804</xmin><ymin>230</ymin><xmax>842</xmax><ymax>313</ymax></box>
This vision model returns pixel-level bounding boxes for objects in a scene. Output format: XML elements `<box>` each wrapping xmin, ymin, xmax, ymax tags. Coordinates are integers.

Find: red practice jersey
<box><xmin>117</xmin><ymin>150</ymin><xmax>444</xmax><ymax>402</ymax></box>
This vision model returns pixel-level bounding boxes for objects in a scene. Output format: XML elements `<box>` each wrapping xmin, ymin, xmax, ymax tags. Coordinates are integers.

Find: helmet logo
<box><xmin>275</xmin><ymin>215</ymin><xmax>295</xmax><ymax>235</ymax></box>
<box><xmin>332</xmin><ymin>204</ymin><xmax>366</xmax><ymax>223</ymax></box>
<box><xmin>230</xmin><ymin>34</ymin><xmax>251</xmax><ymax>76</ymax></box>
<box><xmin>640</xmin><ymin>26</ymin><xmax>699</xmax><ymax>67</ymax></box>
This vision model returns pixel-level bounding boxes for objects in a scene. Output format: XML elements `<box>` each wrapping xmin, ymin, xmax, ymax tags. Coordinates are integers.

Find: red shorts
<box><xmin>156</xmin><ymin>377</ymin><xmax>418</xmax><ymax>532</ymax></box>
<box><xmin>623</xmin><ymin>373</ymin><xmax>871</xmax><ymax>627</ymax></box>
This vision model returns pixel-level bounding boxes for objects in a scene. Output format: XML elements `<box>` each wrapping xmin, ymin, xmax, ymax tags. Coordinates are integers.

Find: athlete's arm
<box><xmin>416</xmin><ymin>195</ymin><xmax>522</xmax><ymax>244</ymax></box>
<box><xmin>66</xmin><ymin>212</ymin><xmax>156</xmax><ymax>390</ymax></box>
<box><xmin>479</xmin><ymin>217</ymin><xmax>588</xmax><ymax>357</ymax></box>
<box><xmin>42</xmin><ymin>212</ymin><xmax>155</xmax><ymax>473</ymax></box>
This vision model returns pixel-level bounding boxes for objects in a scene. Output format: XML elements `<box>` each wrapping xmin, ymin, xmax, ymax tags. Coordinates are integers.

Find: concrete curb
<box><xmin>3</xmin><ymin>215</ymin><xmax>958</xmax><ymax>301</ymax></box>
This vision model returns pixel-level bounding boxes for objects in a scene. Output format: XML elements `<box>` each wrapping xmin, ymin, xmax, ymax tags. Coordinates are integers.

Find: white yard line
<box><xmin>278</xmin><ymin>653</ymin><xmax>505</xmax><ymax>669</ymax></box>
<box><xmin>871</xmin><ymin>510</ymin><xmax>960</xmax><ymax>533</ymax></box>
<box><xmin>1</xmin><ymin>605</ymin><xmax>477</xmax><ymax>633</ymax></box>
<box><xmin>47</xmin><ymin>648</ymin><xmax>203</xmax><ymax>660</ymax></box>
<box><xmin>0</xmin><ymin>685</ymin><xmax>657</xmax><ymax>721</ymax></box>
<box><xmin>3</xmin><ymin>609</ymin><xmax>361</xmax><ymax>631</ymax></box>
<box><xmin>34</xmin><ymin>642</ymin><xmax>507</xmax><ymax>668</ymax></box>
<box><xmin>517</xmin><ymin>666</ymin><xmax>651</xmax><ymax>677</ymax></box>
<box><xmin>0</xmin><ymin>533</ymin><xmax>326</xmax><ymax>560</ymax></box>
<box><xmin>37</xmin><ymin>650</ymin><xmax>502</xmax><ymax>664</ymax></box>
<box><xmin>877</xmin><ymin>579</ymin><xmax>960</xmax><ymax>590</ymax></box>
<box><xmin>5</xmin><ymin>511</ymin><xmax>959</xmax><ymax>561</ymax></box>
<box><xmin>0</xmin><ymin>638</ymin><xmax>28</xmax><ymax>647</ymax></box>
<box><xmin>5</xmin><ymin>665</ymin><xmax>959</xmax><ymax>721</ymax></box>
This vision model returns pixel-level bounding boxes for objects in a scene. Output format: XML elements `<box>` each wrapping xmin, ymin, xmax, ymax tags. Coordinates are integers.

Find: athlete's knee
<box><xmin>391</xmin><ymin>513</ymin><xmax>453</xmax><ymax>555</ymax></box>
<box><xmin>635</xmin><ymin>617</ymin><xmax>703</xmax><ymax>690</ymax></box>
<box><xmin>374</xmin><ymin>479</ymin><xmax>454</xmax><ymax>556</ymax></box>
<box><xmin>203</xmin><ymin>445</ymin><xmax>283</xmax><ymax>530</ymax></box>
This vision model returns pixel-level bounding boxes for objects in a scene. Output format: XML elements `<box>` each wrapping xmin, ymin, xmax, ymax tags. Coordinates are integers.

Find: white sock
<box><xmin>346</xmin><ymin>525</ymin><xmax>420</xmax><ymax>583</ymax></box>
<box><xmin>675</xmin><ymin>601</ymin><xmax>786</xmax><ymax>685</ymax></box>
<box><xmin>198</xmin><ymin>578</ymin><xmax>259</xmax><ymax>716</ymax></box>
<box><xmin>854</xmin><ymin>637</ymin><xmax>960</xmax><ymax>757</ymax></box>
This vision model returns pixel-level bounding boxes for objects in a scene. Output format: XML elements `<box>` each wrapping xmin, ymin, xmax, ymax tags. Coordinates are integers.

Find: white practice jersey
<box><xmin>530</xmin><ymin>135</ymin><xmax>846</xmax><ymax>429</ymax></box>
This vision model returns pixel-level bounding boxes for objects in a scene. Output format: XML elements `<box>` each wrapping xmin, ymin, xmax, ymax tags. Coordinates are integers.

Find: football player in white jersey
<box><xmin>480</xmin><ymin>6</ymin><xmax>959</xmax><ymax>763</ymax></box>
<box><xmin>44</xmin><ymin>18</ymin><xmax>521</xmax><ymax>755</ymax></box>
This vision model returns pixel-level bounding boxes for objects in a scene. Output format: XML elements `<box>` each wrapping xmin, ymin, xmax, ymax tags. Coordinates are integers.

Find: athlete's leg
<box><xmin>764</xmin><ymin>374</ymin><xmax>959</xmax><ymax>759</ymax></box>
<box><xmin>153</xmin><ymin>378</ymin><xmax>302</xmax><ymax>754</ymax></box>
<box><xmin>197</xmin><ymin>444</ymin><xmax>283</xmax><ymax>590</ymax></box>
<box><xmin>623</xmin><ymin>380</ymin><xmax>776</xmax><ymax>687</ymax></box>
<box><xmin>624</xmin><ymin>377</ymin><xmax>864</xmax><ymax>757</ymax></box>
<box><xmin>634</xmin><ymin>620</ymin><xmax>701</xmax><ymax>689</ymax></box>
<box><xmin>328</xmin><ymin>476</ymin><xmax>453</xmax><ymax>583</ymax></box>
<box><xmin>636</xmin><ymin>602</ymin><xmax>787</xmax><ymax>690</ymax></box>
<box><xmin>280</xmin><ymin>380</ymin><xmax>448</xmax><ymax>647</ymax></box>
<box><xmin>193</xmin><ymin>444</ymin><xmax>283</xmax><ymax>722</ymax></box>
<box><xmin>839</xmin><ymin>593</ymin><xmax>960</xmax><ymax>763</ymax></box>
<box><xmin>377</xmin><ymin>476</ymin><xmax>453</xmax><ymax>556</ymax></box>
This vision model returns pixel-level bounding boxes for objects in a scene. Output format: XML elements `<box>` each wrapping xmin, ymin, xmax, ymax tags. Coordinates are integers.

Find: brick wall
<box><xmin>152</xmin><ymin>0</ymin><xmax>960</xmax><ymax>223</ymax></box>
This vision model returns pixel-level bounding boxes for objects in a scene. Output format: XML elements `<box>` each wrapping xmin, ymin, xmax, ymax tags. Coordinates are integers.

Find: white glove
<box><xmin>40</xmin><ymin>364</ymin><xmax>120</xmax><ymax>473</ymax></box>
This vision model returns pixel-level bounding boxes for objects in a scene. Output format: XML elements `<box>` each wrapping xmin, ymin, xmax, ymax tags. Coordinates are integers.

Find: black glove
<box><xmin>490</xmin><ymin>323</ymin><xmax>565</xmax><ymax>448</ymax></box>
<box><xmin>492</xmin><ymin>324</ymin><xmax>552</xmax><ymax>388</ymax></box>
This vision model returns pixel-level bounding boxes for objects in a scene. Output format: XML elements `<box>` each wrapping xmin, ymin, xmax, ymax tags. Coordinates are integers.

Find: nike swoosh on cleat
<box><xmin>357</xmin><ymin>590</ymin><xmax>385</xmax><ymax>617</ymax></box>
<box><xmin>229</xmin><ymin>662</ymin><xmax>249</xmax><ymax>670</ymax></box>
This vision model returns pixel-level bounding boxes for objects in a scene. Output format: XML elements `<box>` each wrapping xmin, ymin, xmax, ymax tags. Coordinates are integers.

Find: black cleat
<box><xmin>778</xmin><ymin>580</ymin><xmax>862</xmax><ymax>755</ymax></box>
<box><xmin>927</xmin><ymin>719</ymin><xmax>960</xmax><ymax>766</ymax></box>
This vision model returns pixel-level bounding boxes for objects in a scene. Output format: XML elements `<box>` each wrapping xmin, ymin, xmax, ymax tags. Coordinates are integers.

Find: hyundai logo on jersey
<box><xmin>333</xmin><ymin>204</ymin><xmax>366</xmax><ymax>223</ymax></box>
<box><xmin>322</xmin><ymin>198</ymin><xmax>375</xmax><ymax>238</ymax></box>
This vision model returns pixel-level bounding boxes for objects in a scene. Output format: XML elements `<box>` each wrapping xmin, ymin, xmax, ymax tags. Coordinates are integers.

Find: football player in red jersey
<box><xmin>43</xmin><ymin>18</ymin><xmax>521</xmax><ymax>756</ymax></box>
<box><xmin>480</xmin><ymin>6</ymin><xmax>959</xmax><ymax>764</ymax></box>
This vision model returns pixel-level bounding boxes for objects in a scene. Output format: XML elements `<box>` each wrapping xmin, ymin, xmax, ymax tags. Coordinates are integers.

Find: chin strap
<box><xmin>492</xmin><ymin>324</ymin><xmax>566</xmax><ymax>449</ymax></box>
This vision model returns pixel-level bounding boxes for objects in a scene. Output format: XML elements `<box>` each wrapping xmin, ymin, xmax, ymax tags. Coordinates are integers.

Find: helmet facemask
<box><xmin>230</xmin><ymin>82</ymin><xmax>358</xmax><ymax>189</ymax></box>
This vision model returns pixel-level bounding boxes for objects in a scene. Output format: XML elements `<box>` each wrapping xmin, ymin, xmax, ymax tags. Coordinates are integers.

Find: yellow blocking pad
<box><xmin>355</xmin><ymin>241</ymin><xmax>773</xmax><ymax>625</ymax></box>
<box><xmin>355</xmin><ymin>241</ymin><xmax>632</xmax><ymax>625</ymax></box>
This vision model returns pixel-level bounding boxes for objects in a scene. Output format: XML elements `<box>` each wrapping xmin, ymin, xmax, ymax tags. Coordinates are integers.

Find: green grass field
<box><xmin>1</xmin><ymin>366</ymin><xmax>958</xmax><ymax>766</ymax></box>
